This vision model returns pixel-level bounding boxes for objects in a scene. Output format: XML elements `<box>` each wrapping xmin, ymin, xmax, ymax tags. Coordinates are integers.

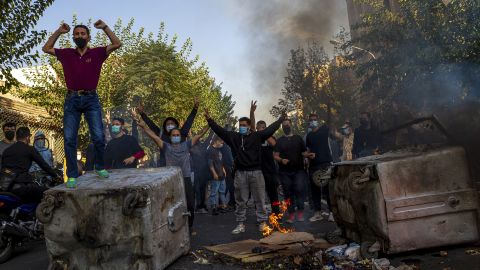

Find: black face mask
<box><xmin>360</xmin><ymin>119</ymin><xmax>369</xmax><ymax>127</ymax></box>
<box><xmin>73</xmin><ymin>37</ymin><xmax>87</xmax><ymax>49</ymax></box>
<box><xmin>4</xmin><ymin>131</ymin><xmax>14</xmax><ymax>141</ymax></box>
<box><xmin>283</xmin><ymin>126</ymin><xmax>291</xmax><ymax>135</ymax></box>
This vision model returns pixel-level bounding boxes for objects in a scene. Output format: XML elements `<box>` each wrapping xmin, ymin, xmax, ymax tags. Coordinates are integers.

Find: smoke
<box><xmin>232</xmin><ymin>0</ymin><xmax>349</xmax><ymax>121</ymax></box>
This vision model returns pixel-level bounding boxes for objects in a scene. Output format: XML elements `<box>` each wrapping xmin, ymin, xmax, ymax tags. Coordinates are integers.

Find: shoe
<box><xmin>258</xmin><ymin>222</ymin><xmax>269</xmax><ymax>232</ymax></box>
<box><xmin>309</xmin><ymin>211</ymin><xmax>324</xmax><ymax>222</ymax></box>
<box><xmin>95</xmin><ymin>169</ymin><xmax>109</xmax><ymax>179</ymax></box>
<box><xmin>66</xmin><ymin>177</ymin><xmax>77</xmax><ymax>189</ymax></box>
<box><xmin>211</xmin><ymin>208</ymin><xmax>219</xmax><ymax>216</ymax></box>
<box><xmin>297</xmin><ymin>211</ymin><xmax>305</xmax><ymax>222</ymax></box>
<box><xmin>328</xmin><ymin>212</ymin><xmax>335</xmax><ymax>222</ymax></box>
<box><xmin>195</xmin><ymin>208</ymin><xmax>208</xmax><ymax>214</ymax></box>
<box><xmin>286</xmin><ymin>213</ymin><xmax>295</xmax><ymax>224</ymax></box>
<box><xmin>231</xmin><ymin>223</ymin><xmax>246</xmax><ymax>234</ymax></box>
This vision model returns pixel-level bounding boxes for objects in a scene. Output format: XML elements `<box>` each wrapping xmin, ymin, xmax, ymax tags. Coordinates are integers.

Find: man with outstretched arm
<box><xmin>42</xmin><ymin>20</ymin><xmax>122</xmax><ymax>188</ymax></box>
<box><xmin>204</xmin><ymin>107</ymin><xmax>285</xmax><ymax>234</ymax></box>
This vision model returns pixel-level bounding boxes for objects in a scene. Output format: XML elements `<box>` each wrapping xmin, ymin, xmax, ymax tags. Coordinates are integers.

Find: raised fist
<box><xmin>94</xmin><ymin>19</ymin><xmax>107</xmax><ymax>30</ymax></box>
<box><xmin>58</xmin><ymin>23</ymin><xmax>70</xmax><ymax>34</ymax></box>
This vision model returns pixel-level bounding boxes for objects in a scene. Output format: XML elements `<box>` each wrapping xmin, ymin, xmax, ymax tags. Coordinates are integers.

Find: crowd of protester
<box><xmin>0</xmin><ymin>20</ymin><xmax>384</xmax><ymax>236</ymax></box>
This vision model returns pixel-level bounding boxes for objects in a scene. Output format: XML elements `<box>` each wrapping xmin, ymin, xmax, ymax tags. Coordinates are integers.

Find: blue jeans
<box><xmin>63</xmin><ymin>94</ymin><xmax>105</xmax><ymax>178</ymax></box>
<box><xmin>209</xmin><ymin>179</ymin><xmax>226</xmax><ymax>208</ymax></box>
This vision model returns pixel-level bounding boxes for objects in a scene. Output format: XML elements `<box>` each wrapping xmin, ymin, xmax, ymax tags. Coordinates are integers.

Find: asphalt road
<box><xmin>1</xmin><ymin>207</ymin><xmax>479</xmax><ymax>270</ymax></box>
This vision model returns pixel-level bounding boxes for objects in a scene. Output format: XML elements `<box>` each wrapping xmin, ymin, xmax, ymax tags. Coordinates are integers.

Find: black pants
<box><xmin>183</xmin><ymin>177</ymin><xmax>195</xmax><ymax>228</ymax></box>
<box><xmin>11</xmin><ymin>183</ymin><xmax>48</xmax><ymax>204</ymax></box>
<box><xmin>193</xmin><ymin>170</ymin><xmax>208</xmax><ymax>209</ymax></box>
<box><xmin>278</xmin><ymin>170</ymin><xmax>307</xmax><ymax>213</ymax></box>
<box><xmin>225</xmin><ymin>167</ymin><xmax>235</xmax><ymax>206</ymax></box>
<box><xmin>309</xmin><ymin>165</ymin><xmax>331</xmax><ymax>212</ymax></box>
<box><xmin>262</xmin><ymin>171</ymin><xmax>280</xmax><ymax>214</ymax></box>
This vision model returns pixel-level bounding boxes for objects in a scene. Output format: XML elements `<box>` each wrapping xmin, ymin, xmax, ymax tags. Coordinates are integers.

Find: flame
<box><xmin>262</xmin><ymin>200</ymin><xmax>295</xmax><ymax>236</ymax></box>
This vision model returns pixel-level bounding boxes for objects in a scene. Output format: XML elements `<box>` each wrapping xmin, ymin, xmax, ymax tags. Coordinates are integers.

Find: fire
<box><xmin>262</xmin><ymin>200</ymin><xmax>294</xmax><ymax>236</ymax></box>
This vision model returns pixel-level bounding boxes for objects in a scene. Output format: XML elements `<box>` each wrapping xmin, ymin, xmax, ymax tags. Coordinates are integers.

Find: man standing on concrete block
<box><xmin>204</xmin><ymin>107</ymin><xmax>285</xmax><ymax>234</ymax></box>
<box><xmin>42</xmin><ymin>20</ymin><xmax>122</xmax><ymax>188</ymax></box>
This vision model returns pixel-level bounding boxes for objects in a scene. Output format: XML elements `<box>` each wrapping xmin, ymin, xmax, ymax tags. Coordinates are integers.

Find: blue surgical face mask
<box><xmin>171</xmin><ymin>136</ymin><xmax>181</xmax><ymax>144</ymax></box>
<box><xmin>166</xmin><ymin>124</ymin><xmax>176</xmax><ymax>132</ymax></box>
<box><xmin>35</xmin><ymin>140</ymin><xmax>46</xmax><ymax>148</ymax></box>
<box><xmin>239</xmin><ymin>126</ymin><xmax>249</xmax><ymax>135</ymax></box>
<box><xmin>309</xmin><ymin>120</ymin><xmax>319</xmax><ymax>128</ymax></box>
<box><xmin>111</xmin><ymin>125</ymin><xmax>121</xmax><ymax>134</ymax></box>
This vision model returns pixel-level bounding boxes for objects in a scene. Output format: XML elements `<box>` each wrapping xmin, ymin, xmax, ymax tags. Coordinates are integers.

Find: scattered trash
<box><xmin>192</xmin><ymin>252</ymin><xmax>210</xmax><ymax>265</ymax></box>
<box><xmin>439</xmin><ymin>250</ymin><xmax>448</xmax><ymax>257</ymax></box>
<box><xmin>293</xmin><ymin>255</ymin><xmax>303</xmax><ymax>265</ymax></box>
<box><xmin>260</xmin><ymin>231</ymin><xmax>314</xmax><ymax>245</ymax></box>
<box><xmin>372</xmin><ymin>258</ymin><xmax>391</xmax><ymax>270</ymax></box>
<box><xmin>325</xmin><ymin>244</ymin><xmax>348</xmax><ymax>259</ymax></box>
<box><xmin>465</xmin><ymin>248</ymin><xmax>480</xmax><ymax>255</ymax></box>
<box><xmin>344</xmin><ymin>243</ymin><xmax>361</xmax><ymax>261</ymax></box>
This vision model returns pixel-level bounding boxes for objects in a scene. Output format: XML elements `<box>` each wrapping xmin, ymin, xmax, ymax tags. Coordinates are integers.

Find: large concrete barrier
<box><xmin>38</xmin><ymin>167</ymin><xmax>190</xmax><ymax>270</ymax></box>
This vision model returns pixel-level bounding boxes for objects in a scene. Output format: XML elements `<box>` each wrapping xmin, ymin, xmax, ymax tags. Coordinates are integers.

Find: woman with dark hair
<box><xmin>133</xmin><ymin>110</ymin><xmax>208</xmax><ymax>228</ymax></box>
<box><xmin>136</xmin><ymin>97</ymin><xmax>199</xmax><ymax>167</ymax></box>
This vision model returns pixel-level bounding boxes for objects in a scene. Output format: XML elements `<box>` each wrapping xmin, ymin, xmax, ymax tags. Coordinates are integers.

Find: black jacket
<box><xmin>208</xmin><ymin>117</ymin><xmax>284</xmax><ymax>171</ymax></box>
<box><xmin>1</xmin><ymin>141</ymin><xmax>58</xmax><ymax>182</ymax></box>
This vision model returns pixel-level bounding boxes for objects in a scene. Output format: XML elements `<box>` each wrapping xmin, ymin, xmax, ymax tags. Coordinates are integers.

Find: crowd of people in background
<box><xmin>0</xmin><ymin>98</ymin><xmax>383</xmax><ymax>235</ymax></box>
<box><xmin>0</xmin><ymin>19</ymin><xmax>385</xmax><ymax>237</ymax></box>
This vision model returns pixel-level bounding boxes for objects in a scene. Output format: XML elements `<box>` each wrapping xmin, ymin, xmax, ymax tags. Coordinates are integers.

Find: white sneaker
<box><xmin>328</xmin><ymin>212</ymin><xmax>335</xmax><ymax>222</ymax></box>
<box><xmin>231</xmin><ymin>223</ymin><xmax>246</xmax><ymax>234</ymax></box>
<box><xmin>309</xmin><ymin>212</ymin><xmax>324</xmax><ymax>222</ymax></box>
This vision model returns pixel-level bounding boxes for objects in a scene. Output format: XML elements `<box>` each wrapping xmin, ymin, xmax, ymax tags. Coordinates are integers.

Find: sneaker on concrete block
<box><xmin>95</xmin><ymin>169</ymin><xmax>109</xmax><ymax>179</ymax></box>
<box><xmin>309</xmin><ymin>211</ymin><xmax>324</xmax><ymax>222</ymax></box>
<box><xmin>231</xmin><ymin>223</ymin><xmax>246</xmax><ymax>234</ymax></box>
<box><xmin>66</xmin><ymin>177</ymin><xmax>77</xmax><ymax>189</ymax></box>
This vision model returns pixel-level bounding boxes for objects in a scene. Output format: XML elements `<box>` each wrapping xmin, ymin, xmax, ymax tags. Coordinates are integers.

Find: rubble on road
<box><xmin>202</xmin><ymin>233</ymin><xmax>422</xmax><ymax>269</ymax></box>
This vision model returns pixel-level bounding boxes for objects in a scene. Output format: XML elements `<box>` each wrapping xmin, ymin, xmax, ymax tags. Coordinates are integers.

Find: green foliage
<box><xmin>15</xmin><ymin>17</ymin><xmax>235</xmax><ymax>150</ymax></box>
<box><xmin>351</xmin><ymin>0</ymin><xmax>480</xmax><ymax>113</ymax></box>
<box><xmin>0</xmin><ymin>0</ymin><xmax>54</xmax><ymax>93</ymax></box>
<box><xmin>271</xmin><ymin>41</ymin><xmax>357</xmax><ymax>133</ymax></box>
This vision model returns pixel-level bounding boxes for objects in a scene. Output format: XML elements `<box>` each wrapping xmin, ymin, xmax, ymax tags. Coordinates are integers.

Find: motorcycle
<box><xmin>0</xmin><ymin>170</ymin><xmax>63</xmax><ymax>263</ymax></box>
<box><xmin>0</xmin><ymin>191</ymin><xmax>41</xmax><ymax>263</ymax></box>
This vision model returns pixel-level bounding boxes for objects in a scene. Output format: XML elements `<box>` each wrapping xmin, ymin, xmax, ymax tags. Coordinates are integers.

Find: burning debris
<box><xmin>262</xmin><ymin>199</ymin><xmax>294</xmax><ymax>237</ymax></box>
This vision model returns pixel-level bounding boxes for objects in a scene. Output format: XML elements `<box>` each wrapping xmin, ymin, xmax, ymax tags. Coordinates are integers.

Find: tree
<box><xmin>272</xmin><ymin>41</ymin><xmax>357</xmax><ymax>132</ymax></box>
<box><xmin>15</xmin><ymin>17</ymin><xmax>235</xmax><ymax>150</ymax></box>
<box><xmin>0</xmin><ymin>0</ymin><xmax>54</xmax><ymax>93</ymax></box>
<box><xmin>350</xmin><ymin>0</ymin><xmax>480</xmax><ymax>118</ymax></box>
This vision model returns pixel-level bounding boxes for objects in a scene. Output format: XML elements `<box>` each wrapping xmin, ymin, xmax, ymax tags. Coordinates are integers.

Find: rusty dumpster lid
<box><xmin>334</xmin><ymin>145</ymin><xmax>464</xmax><ymax>166</ymax></box>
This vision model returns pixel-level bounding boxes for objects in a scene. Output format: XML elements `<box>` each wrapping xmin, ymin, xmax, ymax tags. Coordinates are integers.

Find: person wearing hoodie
<box><xmin>29</xmin><ymin>131</ymin><xmax>54</xmax><ymax>173</ymax></box>
<box><xmin>136</xmin><ymin>97</ymin><xmax>199</xmax><ymax>167</ymax></box>
<box><xmin>204</xmin><ymin>106</ymin><xmax>285</xmax><ymax>234</ymax></box>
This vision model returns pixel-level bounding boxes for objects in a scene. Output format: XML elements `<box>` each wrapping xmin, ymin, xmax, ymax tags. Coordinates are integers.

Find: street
<box><xmin>2</xmin><ymin>207</ymin><xmax>479</xmax><ymax>270</ymax></box>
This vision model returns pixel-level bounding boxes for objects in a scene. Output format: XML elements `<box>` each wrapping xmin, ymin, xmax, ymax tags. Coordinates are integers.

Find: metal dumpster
<box><xmin>38</xmin><ymin>167</ymin><xmax>190</xmax><ymax>270</ymax></box>
<box><xmin>330</xmin><ymin>146</ymin><xmax>480</xmax><ymax>256</ymax></box>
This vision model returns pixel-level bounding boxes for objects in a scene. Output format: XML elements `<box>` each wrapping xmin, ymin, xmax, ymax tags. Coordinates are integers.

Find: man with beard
<box><xmin>42</xmin><ymin>20</ymin><xmax>122</xmax><ymax>188</ymax></box>
<box><xmin>0</xmin><ymin>122</ymin><xmax>16</xmax><ymax>168</ymax></box>
<box><xmin>205</xmin><ymin>107</ymin><xmax>285</xmax><ymax>234</ymax></box>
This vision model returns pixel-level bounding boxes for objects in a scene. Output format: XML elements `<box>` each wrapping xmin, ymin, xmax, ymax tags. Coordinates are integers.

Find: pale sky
<box><xmin>34</xmin><ymin>0</ymin><xmax>349</xmax><ymax>122</ymax></box>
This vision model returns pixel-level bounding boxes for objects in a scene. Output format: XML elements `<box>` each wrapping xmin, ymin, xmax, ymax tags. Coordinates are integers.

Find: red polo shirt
<box><xmin>55</xmin><ymin>47</ymin><xmax>108</xmax><ymax>91</ymax></box>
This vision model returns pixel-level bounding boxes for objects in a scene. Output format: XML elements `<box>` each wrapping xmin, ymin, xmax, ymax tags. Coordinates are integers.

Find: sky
<box><xmin>34</xmin><ymin>0</ymin><xmax>349</xmax><ymax>122</ymax></box>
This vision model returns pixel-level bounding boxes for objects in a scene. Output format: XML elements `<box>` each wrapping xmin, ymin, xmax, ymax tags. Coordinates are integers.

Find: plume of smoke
<box><xmin>232</xmin><ymin>0</ymin><xmax>348</xmax><ymax>121</ymax></box>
